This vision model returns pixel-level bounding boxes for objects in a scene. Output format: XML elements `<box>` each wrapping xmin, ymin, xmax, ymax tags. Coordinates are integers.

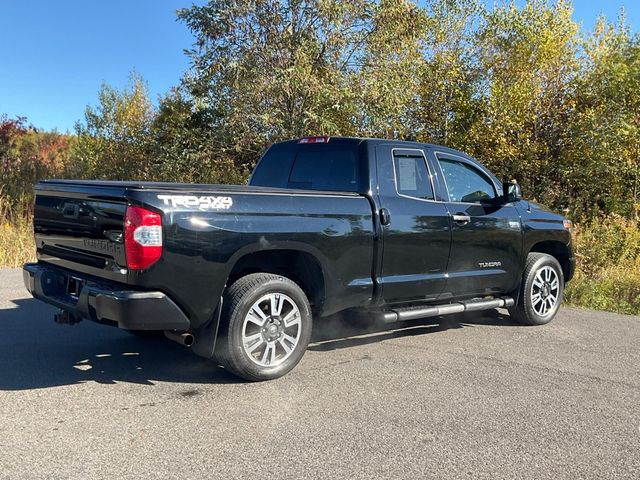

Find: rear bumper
<box><xmin>23</xmin><ymin>263</ymin><xmax>191</xmax><ymax>331</ymax></box>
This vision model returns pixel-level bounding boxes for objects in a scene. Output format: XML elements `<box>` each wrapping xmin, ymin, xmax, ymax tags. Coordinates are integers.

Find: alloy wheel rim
<box><xmin>241</xmin><ymin>293</ymin><xmax>302</xmax><ymax>367</ymax></box>
<box><xmin>531</xmin><ymin>266</ymin><xmax>560</xmax><ymax>317</ymax></box>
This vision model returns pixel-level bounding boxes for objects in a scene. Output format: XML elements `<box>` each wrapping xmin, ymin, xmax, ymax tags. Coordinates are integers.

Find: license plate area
<box><xmin>67</xmin><ymin>276</ymin><xmax>84</xmax><ymax>300</ymax></box>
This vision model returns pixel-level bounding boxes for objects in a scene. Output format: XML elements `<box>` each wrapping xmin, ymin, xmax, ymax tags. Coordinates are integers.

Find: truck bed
<box><xmin>32</xmin><ymin>179</ymin><xmax>375</xmax><ymax>329</ymax></box>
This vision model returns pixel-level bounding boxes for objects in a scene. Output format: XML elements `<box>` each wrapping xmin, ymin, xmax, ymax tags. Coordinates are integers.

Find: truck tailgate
<box><xmin>33</xmin><ymin>181</ymin><xmax>130</xmax><ymax>282</ymax></box>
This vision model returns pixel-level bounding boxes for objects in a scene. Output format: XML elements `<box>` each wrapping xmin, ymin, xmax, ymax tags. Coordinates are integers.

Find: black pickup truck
<box><xmin>24</xmin><ymin>137</ymin><xmax>574</xmax><ymax>380</ymax></box>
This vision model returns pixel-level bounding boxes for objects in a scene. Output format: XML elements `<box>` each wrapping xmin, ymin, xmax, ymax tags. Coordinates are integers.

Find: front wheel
<box><xmin>509</xmin><ymin>253</ymin><xmax>564</xmax><ymax>326</ymax></box>
<box><xmin>216</xmin><ymin>273</ymin><xmax>312</xmax><ymax>381</ymax></box>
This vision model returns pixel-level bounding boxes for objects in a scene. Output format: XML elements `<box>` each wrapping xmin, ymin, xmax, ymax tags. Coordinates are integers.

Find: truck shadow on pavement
<box><xmin>0</xmin><ymin>298</ymin><xmax>520</xmax><ymax>390</ymax></box>
<box><xmin>0</xmin><ymin>298</ymin><xmax>241</xmax><ymax>390</ymax></box>
<box><xmin>309</xmin><ymin>309</ymin><xmax>518</xmax><ymax>351</ymax></box>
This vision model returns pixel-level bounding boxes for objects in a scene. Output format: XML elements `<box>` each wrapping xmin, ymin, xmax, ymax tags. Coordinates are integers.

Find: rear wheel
<box><xmin>216</xmin><ymin>273</ymin><xmax>312</xmax><ymax>381</ymax></box>
<box><xmin>509</xmin><ymin>253</ymin><xmax>564</xmax><ymax>325</ymax></box>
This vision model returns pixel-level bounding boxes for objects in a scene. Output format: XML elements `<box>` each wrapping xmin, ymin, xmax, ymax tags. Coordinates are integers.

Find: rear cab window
<box><xmin>250</xmin><ymin>138</ymin><xmax>365</xmax><ymax>193</ymax></box>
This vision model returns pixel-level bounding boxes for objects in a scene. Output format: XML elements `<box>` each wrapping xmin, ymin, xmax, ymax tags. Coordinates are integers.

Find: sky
<box><xmin>1</xmin><ymin>0</ymin><xmax>639</xmax><ymax>133</ymax></box>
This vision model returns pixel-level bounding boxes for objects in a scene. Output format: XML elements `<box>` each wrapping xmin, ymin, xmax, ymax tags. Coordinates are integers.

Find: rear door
<box><xmin>376</xmin><ymin>145</ymin><xmax>451</xmax><ymax>303</ymax></box>
<box><xmin>429</xmin><ymin>151</ymin><xmax>522</xmax><ymax>297</ymax></box>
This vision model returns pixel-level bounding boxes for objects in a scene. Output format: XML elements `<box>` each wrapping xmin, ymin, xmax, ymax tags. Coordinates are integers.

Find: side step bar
<box><xmin>382</xmin><ymin>297</ymin><xmax>515</xmax><ymax>323</ymax></box>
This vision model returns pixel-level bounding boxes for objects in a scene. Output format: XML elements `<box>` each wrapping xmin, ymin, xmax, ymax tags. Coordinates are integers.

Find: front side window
<box><xmin>438</xmin><ymin>158</ymin><xmax>497</xmax><ymax>203</ymax></box>
<box><xmin>393</xmin><ymin>154</ymin><xmax>434</xmax><ymax>200</ymax></box>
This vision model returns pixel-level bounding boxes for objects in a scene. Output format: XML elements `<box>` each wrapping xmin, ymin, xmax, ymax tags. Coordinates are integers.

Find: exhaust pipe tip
<box><xmin>164</xmin><ymin>331</ymin><xmax>194</xmax><ymax>347</ymax></box>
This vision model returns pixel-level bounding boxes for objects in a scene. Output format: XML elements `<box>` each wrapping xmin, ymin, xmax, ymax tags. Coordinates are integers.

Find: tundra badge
<box><xmin>478</xmin><ymin>261</ymin><xmax>502</xmax><ymax>268</ymax></box>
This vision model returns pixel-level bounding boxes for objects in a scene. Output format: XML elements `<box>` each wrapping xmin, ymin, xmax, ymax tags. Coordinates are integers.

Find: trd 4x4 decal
<box><xmin>157</xmin><ymin>195</ymin><xmax>233</xmax><ymax>210</ymax></box>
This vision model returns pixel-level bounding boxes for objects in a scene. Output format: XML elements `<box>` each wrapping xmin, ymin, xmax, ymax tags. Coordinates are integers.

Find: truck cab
<box><xmin>251</xmin><ymin>137</ymin><xmax>574</xmax><ymax>307</ymax></box>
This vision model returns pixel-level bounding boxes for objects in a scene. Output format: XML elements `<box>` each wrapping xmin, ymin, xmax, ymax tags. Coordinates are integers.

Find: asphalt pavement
<box><xmin>0</xmin><ymin>268</ymin><xmax>639</xmax><ymax>479</ymax></box>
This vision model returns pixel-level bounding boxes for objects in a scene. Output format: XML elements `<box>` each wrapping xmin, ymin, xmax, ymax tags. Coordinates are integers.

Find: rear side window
<box><xmin>438</xmin><ymin>158</ymin><xmax>497</xmax><ymax>203</ymax></box>
<box><xmin>393</xmin><ymin>154</ymin><xmax>434</xmax><ymax>200</ymax></box>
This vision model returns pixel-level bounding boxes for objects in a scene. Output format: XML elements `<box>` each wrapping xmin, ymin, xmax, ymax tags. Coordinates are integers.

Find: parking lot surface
<box><xmin>1</xmin><ymin>268</ymin><xmax>639</xmax><ymax>479</ymax></box>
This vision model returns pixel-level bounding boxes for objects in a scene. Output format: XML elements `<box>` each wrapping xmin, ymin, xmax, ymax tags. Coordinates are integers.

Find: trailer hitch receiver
<box><xmin>54</xmin><ymin>309</ymin><xmax>82</xmax><ymax>325</ymax></box>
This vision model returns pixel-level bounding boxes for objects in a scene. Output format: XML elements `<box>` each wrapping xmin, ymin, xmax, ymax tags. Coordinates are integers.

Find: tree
<box><xmin>560</xmin><ymin>17</ymin><xmax>640</xmax><ymax>219</ymax></box>
<box><xmin>177</xmin><ymin>0</ymin><xmax>437</xmax><ymax>167</ymax></box>
<box><xmin>468</xmin><ymin>0</ymin><xmax>580</xmax><ymax>205</ymax></box>
<box><xmin>0</xmin><ymin>115</ymin><xmax>72</xmax><ymax>209</ymax></box>
<box><xmin>178</xmin><ymin>1</ymin><xmax>369</xmax><ymax>160</ymax></box>
<box><xmin>151</xmin><ymin>88</ymin><xmax>248</xmax><ymax>184</ymax></box>
<box><xmin>70</xmin><ymin>73</ymin><xmax>155</xmax><ymax>179</ymax></box>
<box><xmin>413</xmin><ymin>0</ymin><xmax>484</xmax><ymax>147</ymax></box>
<box><xmin>356</xmin><ymin>0</ymin><xmax>428</xmax><ymax>138</ymax></box>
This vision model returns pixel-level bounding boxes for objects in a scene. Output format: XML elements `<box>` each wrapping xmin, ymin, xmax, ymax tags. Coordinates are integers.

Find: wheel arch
<box><xmin>226</xmin><ymin>248</ymin><xmax>327</xmax><ymax>313</ymax></box>
<box><xmin>528</xmin><ymin>240</ymin><xmax>572</xmax><ymax>281</ymax></box>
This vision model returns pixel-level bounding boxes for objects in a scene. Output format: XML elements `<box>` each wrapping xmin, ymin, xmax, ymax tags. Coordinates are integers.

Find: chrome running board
<box><xmin>382</xmin><ymin>297</ymin><xmax>515</xmax><ymax>323</ymax></box>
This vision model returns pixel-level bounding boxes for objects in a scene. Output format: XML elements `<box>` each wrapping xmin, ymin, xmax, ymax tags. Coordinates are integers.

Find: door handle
<box><xmin>380</xmin><ymin>208</ymin><xmax>391</xmax><ymax>226</ymax></box>
<box><xmin>452</xmin><ymin>214</ymin><xmax>471</xmax><ymax>224</ymax></box>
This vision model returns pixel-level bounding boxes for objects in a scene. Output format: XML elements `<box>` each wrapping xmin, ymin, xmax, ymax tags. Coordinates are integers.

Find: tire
<box><xmin>509</xmin><ymin>253</ymin><xmax>564</xmax><ymax>326</ymax></box>
<box><xmin>216</xmin><ymin>273</ymin><xmax>313</xmax><ymax>381</ymax></box>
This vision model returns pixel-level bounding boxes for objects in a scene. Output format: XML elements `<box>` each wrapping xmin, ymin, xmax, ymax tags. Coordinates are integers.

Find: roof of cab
<box><xmin>276</xmin><ymin>136</ymin><xmax>474</xmax><ymax>160</ymax></box>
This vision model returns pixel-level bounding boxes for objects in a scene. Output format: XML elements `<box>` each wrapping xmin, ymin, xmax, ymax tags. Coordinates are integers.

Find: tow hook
<box><xmin>54</xmin><ymin>309</ymin><xmax>82</xmax><ymax>325</ymax></box>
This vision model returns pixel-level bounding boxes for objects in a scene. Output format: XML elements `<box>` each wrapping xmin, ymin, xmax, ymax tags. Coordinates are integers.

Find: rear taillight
<box><xmin>124</xmin><ymin>205</ymin><xmax>162</xmax><ymax>270</ymax></box>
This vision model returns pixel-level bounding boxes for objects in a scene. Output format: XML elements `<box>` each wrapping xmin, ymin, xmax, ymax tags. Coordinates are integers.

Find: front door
<box><xmin>376</xmin><ymin>145</ymin><xmax>451</xmax><ymax>303</ymax></box>
<box><xmin>431</xmin><ymin>151</ymin><xmax>523</xmax><ymax>297</ymax></box>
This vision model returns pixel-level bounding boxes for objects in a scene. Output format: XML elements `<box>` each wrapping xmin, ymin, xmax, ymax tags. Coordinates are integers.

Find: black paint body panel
<box><xmin>28</xmin><ymin>138</ymin><xmax>574</xmax><ymax>332</ymax></box>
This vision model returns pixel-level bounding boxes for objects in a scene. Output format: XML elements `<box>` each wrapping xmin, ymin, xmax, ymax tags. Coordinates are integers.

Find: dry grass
<box><xmin>0</xmin><ymin>197</ymin><xmax>35</xmax><ymax>268</ymax></box>
<box><xmin>0</xmin><ymin>220</ymin><xmax>34</xmax><ymax>267</ymax></box>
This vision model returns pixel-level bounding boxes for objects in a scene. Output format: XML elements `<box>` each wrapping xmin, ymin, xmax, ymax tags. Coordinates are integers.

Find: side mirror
<box><xmin>502</xmin><ymin>180</ymin><xmax>522</xmax><ymax>203</ymax></box>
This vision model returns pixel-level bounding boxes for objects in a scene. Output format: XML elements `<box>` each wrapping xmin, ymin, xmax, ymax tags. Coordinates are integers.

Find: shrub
<box><xmin>565</xmin><ymin>215</ymin><xmax>640</xmax><ymax>315</ymax></box>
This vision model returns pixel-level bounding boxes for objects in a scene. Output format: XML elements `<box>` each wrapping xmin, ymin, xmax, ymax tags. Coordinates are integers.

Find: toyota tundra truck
<box><xmin>23</xmin><ymin>137</ymin><xmax>575</xmax><ymax>381</ymax></box>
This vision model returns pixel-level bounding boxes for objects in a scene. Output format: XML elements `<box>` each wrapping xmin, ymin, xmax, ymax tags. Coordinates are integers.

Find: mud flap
<box><xmin>191</xmin><ymin>297</ymin><xmax>223</xmax><ymax>360</ymax></box>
